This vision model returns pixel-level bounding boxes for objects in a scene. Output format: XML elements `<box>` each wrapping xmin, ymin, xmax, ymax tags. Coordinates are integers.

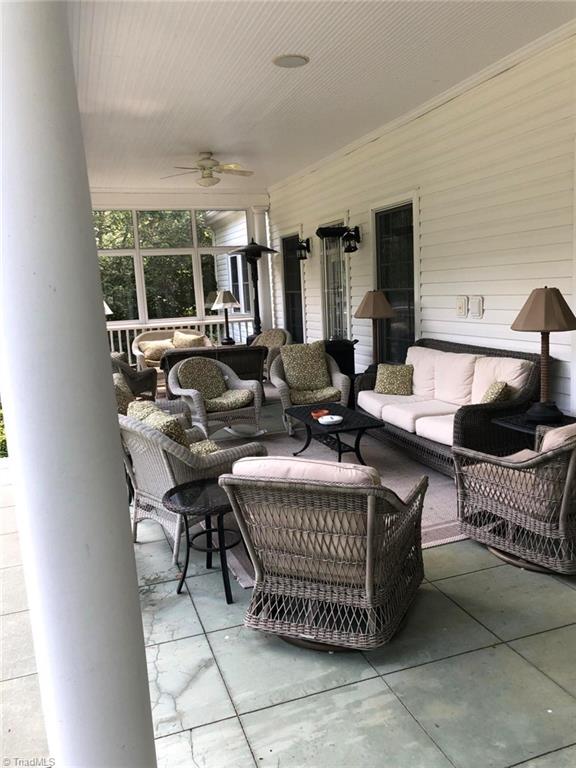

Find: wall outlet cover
<box><xmin>456</xmin><ymin>295</ymin><xmax>468</xmax><ymax>318</ymax></box>
<box><xmin>469</xmin><ymin>296</ymin><xmax>484</xmax><ymax>318</ymax></box>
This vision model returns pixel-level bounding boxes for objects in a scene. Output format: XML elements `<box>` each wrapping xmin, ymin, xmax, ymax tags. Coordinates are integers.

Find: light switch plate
<box><xmin>469</xmin><ymin>295</ymin><xmax>484</xmax><ymax>319</ymax></box>
<box><xmin>456</xmin><ymin>295</ymin><xmax>468</xmax><ymax>318</ymax></box>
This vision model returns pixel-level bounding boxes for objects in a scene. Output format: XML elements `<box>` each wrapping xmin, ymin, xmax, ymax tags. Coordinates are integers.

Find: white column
<box><xmin>1</xmin><ymin>4</ymin><xmax>157</xmax><ymax>766</ymax></box>
<box><xmin>252</xmin><ymin>205</ymin><xmax>274</xmax><ymax>329</ymax></box>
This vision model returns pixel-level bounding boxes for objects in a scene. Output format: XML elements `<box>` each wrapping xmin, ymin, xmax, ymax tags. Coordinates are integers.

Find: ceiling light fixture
<box><xmin>273</xmin><ymin>54</ymin><xmax>310</xmax><ymax>69</ymax></box>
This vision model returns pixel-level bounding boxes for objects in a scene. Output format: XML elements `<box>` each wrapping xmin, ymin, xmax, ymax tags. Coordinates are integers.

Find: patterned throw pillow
<box><xmin>189</xmin><ymin>439</ymin><xmax>220</xmax><ymax>456</ymax></box>
<box><xmin>140</xmin><ymin>339</ymin><xmax>174</xmax><ymax>362</ymax></box>
<box><xmin>374</xmin><ymin>364</ymin><xmax>413</xmax><ymax>395</ymax></box>
<box><xmin>127</xmin><ymin>400</ymin><xmax>158</xmax><ymax>420</ymax></box>
<box><xmin>113</xmin><ymin>373</ymin><xmax>135</xmax><ymax>415</ymax></box>
<box><xmin>289</xmin><ymin>387</ymin><xmax>341</xmax><ymax>405</ymax></box>
<box><xmin>252</xmin><ymin>329</ymin><xmax>286</xmax><ymax>348</ymax></box>
<box><xmin>280</xmin><ymin>341</ymin><xmax>330</xmax><ymax>392</ymax></box>
<box><xmin>126</xmin><ymin>400</ymin><xmax>188</xmax><ymax>447</ymax></box>
<box><xmin>480</xmin><ymin>381</ymin><xmax>509</xmax><ymax>404</ymax></box>
<box><xmin>177</xmin><ymin>358</ymin><xmax>228</xmax><ymax>399</ymax></box>
<box><xmin>172</xmin><ymin>330</ymin><xmax>206</xmax><ymax>349</ymax></box>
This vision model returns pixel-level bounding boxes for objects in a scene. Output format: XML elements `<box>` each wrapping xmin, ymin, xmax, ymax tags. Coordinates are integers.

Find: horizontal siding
<box><xmin>268</xmin><ymin>35</ymin><xmax>576</xmax><ymax>408</ymax></box>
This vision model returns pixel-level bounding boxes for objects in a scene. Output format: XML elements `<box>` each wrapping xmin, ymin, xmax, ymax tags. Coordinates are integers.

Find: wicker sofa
<box><xmin>355</xmin><ymin>339</ymin><xmax>540</xmax><ymax>477</ymax></box>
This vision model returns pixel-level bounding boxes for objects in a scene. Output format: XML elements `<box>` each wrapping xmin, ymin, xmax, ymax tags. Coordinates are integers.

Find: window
<box><xmin>375</xmin><ymin>203</ymin><xmax>415</xmax><ymax>362</ymax></box>
<box><xmin>98</xmin><ymin>253</ymin><xmax>138</xmax><ymax>321</ymax></box>
<box><xmin>322</xmin><ymin>226</ymin><xmax>349</xmax><ymax>339</ymax></box>
<box><xmin>229</xmin><ymin>254</ymin><xmax>251</xmax><ymax>313</ymax></box>
<box><xmin>94</xmin><ymin>209</ymin><xmax>249</xmax><ymax>322</ymax></box>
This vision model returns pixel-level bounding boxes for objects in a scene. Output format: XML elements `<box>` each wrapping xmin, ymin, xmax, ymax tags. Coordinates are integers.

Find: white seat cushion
<box><xmin>232</xmin><ymin>456</ymin><xmax>381</xmax><ymax>487</ymax></box>
<box><xmin>471</xmin><ymin>356</ymin><xmax>534</xmax><ymax>403</ymax></box>
<box><xmin>406</xmin><ymin>347</ymin><xmax>437</xmax><ymax>397</ymax></box>
<box><xmin>357</xmin><ymin>390</ymin><xmax>426</xmax><ymax>419</ymax></box>
<box><xmin>540</xmin><ymin>423</ymin><xmax>576</xmax><ymax>452</ymax></box>
<box><xmin>381</xmin><ymin>400</ymin><xmax>459</xmax><ymax>433</ymax></box>
<box><xmin>415</xmin><ymin>414</ymin><xmax>455</xmax><ymax>446</ymax></box>
<box><xmin>434</xmin><ymin>352</ymin><xmax>477</xmax><ymax>405</ymax></box>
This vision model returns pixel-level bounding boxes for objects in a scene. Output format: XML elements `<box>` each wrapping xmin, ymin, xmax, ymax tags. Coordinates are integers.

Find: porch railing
<box><xmin>107</xmin><ymin>317</ymin><xmax>254</xmax><ymax>365</ymax></box>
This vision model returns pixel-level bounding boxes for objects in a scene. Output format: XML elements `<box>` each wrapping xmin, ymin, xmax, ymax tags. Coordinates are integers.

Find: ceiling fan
<box><xmin>161</xmin><ymin>151</ymin><xmax>254</xmax><ymax>187</ymax></box>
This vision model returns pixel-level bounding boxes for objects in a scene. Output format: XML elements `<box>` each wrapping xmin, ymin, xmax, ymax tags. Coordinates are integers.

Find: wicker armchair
<box><xmin>111</xmin><ymin>353</ymin><xmax>157</xmax><ymax>399</ymax></box>
<box><xmin>454</xmin><ymin>427</ymin><xmax>576</xmax><ymax>574</ymax></box>
<box><xmin>132</xmin><ymin>329</ymin><xmax>214</xmax><ymax>371</ymax></box>
<box><xmin>270</xmin><ymin>352</ymin><xmax>351</xmax><ymax>436</ymax></box>
<box><xmin>168</xmin><ymin>357</ymin><xmax>263</xmax><ymax>438</ymax></box>
<box><xmin>250</xmin><ymin>328</ymin><xmax>292</xmax><ymax>377</ymax></box>
<box><xmin>220</xmin><ymin>457</ymin><xmax>428</xmax><ymax>650</ymax></box>
<box><xmin>119</xmin><ymin>415</ymin><xmax>267</xmax><ymax>564</ymax></box>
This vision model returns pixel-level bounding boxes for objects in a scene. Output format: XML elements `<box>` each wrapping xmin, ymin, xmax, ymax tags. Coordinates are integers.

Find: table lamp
<box><xmin>212</xmin><ymin>290</ymin><xmax>241</xmax><ymax>345</ymax></box>
<box><xmin>103</xmin><ymin>301</ymin><xmax>113</xmax><ymax>316</ymax></box>
<box><xmin>511</xmin><ymin>286</ymin><xmax>576</xmax><ymax>423</ymax></box>
<box><xmin>354</xmin><ymin>290</ymin><xmax>395</xmax><ymax>364</ymax></box>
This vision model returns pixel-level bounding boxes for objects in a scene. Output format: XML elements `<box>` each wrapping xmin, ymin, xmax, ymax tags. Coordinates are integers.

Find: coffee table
<box><xmin>284</xmin><ymin>403</ymin><xmax>384</xmax><ymax>464</ymax></box>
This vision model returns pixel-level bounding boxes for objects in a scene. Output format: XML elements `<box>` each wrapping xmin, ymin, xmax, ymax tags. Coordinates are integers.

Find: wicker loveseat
<box><xmin>355</xmin><ymin>339</ymin><xmax>540</xmax><ymax>477</ymax></box>
<box><xmin>132</xmin><ymin>329</ymin><xmax>214</xmax><ymax>371</ymax></box>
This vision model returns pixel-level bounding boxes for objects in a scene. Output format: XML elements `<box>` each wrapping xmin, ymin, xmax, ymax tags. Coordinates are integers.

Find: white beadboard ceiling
<box><xmin>68</xmin><ymin>1</ymin><xmax>576</xmax><ymax>194</ymax></box>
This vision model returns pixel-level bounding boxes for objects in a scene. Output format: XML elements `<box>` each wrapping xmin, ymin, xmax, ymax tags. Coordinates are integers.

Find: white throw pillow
<box><xmin>471</xmin><ymin>357</ymin><xmax>533</xmax><ymax>404</ymax></box>
<box><xmin>540</xmin><ymin>424</ymin><xmax>576</xmax><ymax>453</ymax></box>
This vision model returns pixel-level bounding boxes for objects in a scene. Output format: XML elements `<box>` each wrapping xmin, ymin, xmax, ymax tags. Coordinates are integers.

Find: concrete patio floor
<box><xmin>2</xmin><ymin>453</ymin><xmax>576</xmax><ymax>767</ymax></box>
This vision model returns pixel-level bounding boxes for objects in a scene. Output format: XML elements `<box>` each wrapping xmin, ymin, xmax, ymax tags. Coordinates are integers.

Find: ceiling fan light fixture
<box><xmin>273</xmin><ymin>54</ymin><xmax>310</xmax><ymax>69</ymax></box>
<box><xmin>197</xmin><ymin>175</ymin><xmax>220</xmax><ymax>187</ymax></box>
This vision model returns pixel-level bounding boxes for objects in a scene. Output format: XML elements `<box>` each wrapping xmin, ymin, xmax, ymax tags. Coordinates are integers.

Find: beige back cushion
<box><xmin>173</xmin><ymin>329</ymin><xmax>205</xmax><ymax>349</ymax></box>
<box><xmin>540</xmin><ymin>424</ymin><xmax>576</xmax><ymax>453</ymax></box>
<box><xmin>232</xmin><ymin>456</ymin><xmax>381</xmax><ymax>487</ymax></box>
<box><xmin>434</xmin><ymin>352</ymin><xmax>477</xmax><ymax>405</ymax></box>
<box><xmin>471</xmin><ymin>356</ymin><xmax>533</xmax><ymax>404</ymax></box>
<box><xmin>280</xmin><ymin>341</ymin><xmax>330</xmax><ymax>391</ymax></box>
<box><xmin>405</xmin><ymin>347</ymin><xmax>437</xmax><ymax>397</ymax></box>
<box><xmin>140</xmin><ymin>339</ymin><xmax>174</xmax><ymax>362</ymax></box>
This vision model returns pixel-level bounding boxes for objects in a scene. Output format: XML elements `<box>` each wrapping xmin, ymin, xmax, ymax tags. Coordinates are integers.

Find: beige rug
<box><xmin>214</xmin><ymin>390</ymin><xmax>464</xmax><ymax>588</ymax></box>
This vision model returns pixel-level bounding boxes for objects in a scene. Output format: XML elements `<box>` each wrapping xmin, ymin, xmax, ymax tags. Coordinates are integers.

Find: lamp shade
<box><xmin>212</xmin><ymin>290</ymin><xmax>241</xmax><ymax>311</ymax></box>
<box><xmin>511</xmin><ymin>287</ymin><xmax>576</xmax><ymax>332</ymax></box>
<box><xmin>103</xmin><ymin>301</ymin><xmax>113</xmax><ymax>316</ymax></box>
<box><xmin>354</xmin><ymin>290</ymin><xmax>395</xmax><ymax>320</ymax></box>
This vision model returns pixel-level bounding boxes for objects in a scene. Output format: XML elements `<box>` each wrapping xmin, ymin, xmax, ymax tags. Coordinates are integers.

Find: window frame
<box><xmin>95</xmin><ymin>208</ymin><xmax>251</xmax><ymax>326</ymax></box>
<box><xmin>321</xmin><ymin>220</ymin><xmax>350</xmax><ymax>340</ymax></box>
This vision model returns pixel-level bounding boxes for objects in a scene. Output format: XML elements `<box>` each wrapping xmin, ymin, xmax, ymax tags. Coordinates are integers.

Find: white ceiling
<box><xmin>69</xmin><ymin>1</ymin><xmax>576</xmax><ymax>194</ymax></box>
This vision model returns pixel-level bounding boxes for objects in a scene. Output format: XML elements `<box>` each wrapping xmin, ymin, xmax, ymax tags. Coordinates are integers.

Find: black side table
<box><xmin>162</xmin><ymin>479</ymin><xmax>241</xmax><ymax>604</ymax></box>
<box><xmin>492</xmin><ymin>412</ymin><xmax>576</xmax><ymax>437</ymax></box>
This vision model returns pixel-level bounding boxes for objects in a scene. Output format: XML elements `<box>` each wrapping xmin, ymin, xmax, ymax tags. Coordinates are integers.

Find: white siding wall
<box><xmin>268</xmin><ymin>35</ymin><xmax>576</xmax><ymax>411</ymax></box>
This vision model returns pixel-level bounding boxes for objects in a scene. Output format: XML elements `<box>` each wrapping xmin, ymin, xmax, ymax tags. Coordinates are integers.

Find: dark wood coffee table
<box><xmin>285</xmin><ymin>403</ymin><xmax>383</xmax><ymax>464</ymax></box>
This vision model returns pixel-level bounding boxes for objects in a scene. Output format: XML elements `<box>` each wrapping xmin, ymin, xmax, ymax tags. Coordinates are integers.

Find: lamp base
<box><xmin>525</xmin><ymin>400</ymin><xmax>564</xmax><ymax>424</ymax></box>
<box><xmin>220</xmin><ymin>337</ymin><xmax>235</xmax><ymax>346</ymax></box>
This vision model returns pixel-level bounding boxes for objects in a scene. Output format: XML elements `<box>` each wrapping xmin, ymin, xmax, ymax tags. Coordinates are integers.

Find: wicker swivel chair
<box><xmin>168</xmin><ymin>357</ymin><xmax>263</xmax><ymax>438</ymax></box>
<box><xmin>454</xmin><ymin>426</ymin><xmax>576</xmax><ymax>574</ymax></box>
<box><xmin>119</xmin><ymin>415</ymin><xmax>267</xmax><ymax>564</ymax></box>
<box><xmin>111</xmin><ymin>353</ymin><xmax>157</xmax><ymax>399</ymax></box>
<box><xmin>220</xmin><ymin>456</ymin><xmax>428</xmax><ymax>650</ymax></box>
<box><xmin>270</xmin><ymin>346</ymin><xmax>351</xmax><ymax>435</ymax></box>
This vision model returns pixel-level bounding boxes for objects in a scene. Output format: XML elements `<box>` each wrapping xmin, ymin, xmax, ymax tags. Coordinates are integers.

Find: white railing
<box><xmin>107</xmin><ymin>317</ymin><xmax>254</xmax><ymax>365</ymax></box>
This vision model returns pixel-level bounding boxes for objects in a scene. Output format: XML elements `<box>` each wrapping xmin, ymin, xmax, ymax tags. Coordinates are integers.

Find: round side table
<box><xmin>162</xmin><ymin>479</ymin><xmax>241</xmax><ymax>604</ymax></box>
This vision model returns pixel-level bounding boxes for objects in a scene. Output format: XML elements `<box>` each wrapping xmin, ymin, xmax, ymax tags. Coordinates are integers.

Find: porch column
<box><xmin>1</xmin><ymin>4</ymin><xmax>156</xmax><ymax>766</ymax></box>
<box><xmin>252</xmin><ymin>206</ymin><xmax>274</xmax><ymax>329</ymax></box>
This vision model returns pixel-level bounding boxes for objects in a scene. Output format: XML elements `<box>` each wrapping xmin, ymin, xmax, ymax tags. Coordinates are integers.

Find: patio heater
<box><xmin>354</xmin><ymin>290</ymin><xmax>395</xmax><ymax>365</ymax></box>
<box><xmin>212</xmin><ymin>290</ymin><xmax>241</xmax><ymax>345</ymax></box>
<box><xmin>511</xmin><ymin>286</ymin><xmax>576</xmax><ymax>423</ymax></box>
<box><xmin>229</xmin><ymin>238</ymin><xmax>278</xmax><ymax>336</ymax></box>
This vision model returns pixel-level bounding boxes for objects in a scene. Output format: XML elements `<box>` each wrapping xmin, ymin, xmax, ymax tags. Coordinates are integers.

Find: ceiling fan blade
<box><xmin>217</xmin><ymin>163</ymin><xmax>243</xmax><ymax>170</ymax></box>
<box><xmin>217</xmin><ymin>168</ymin><xmax>254</xmax><ymax>176</ymax></box>
<box><xmin>160</xmin><ymin>170</ymin><xmax>199</xmax><ymax>179</ymax></box>
<box><xmin>174</xmin><ymin>166</ymin><xmax>200</xmax><ymax>171</ymax></box>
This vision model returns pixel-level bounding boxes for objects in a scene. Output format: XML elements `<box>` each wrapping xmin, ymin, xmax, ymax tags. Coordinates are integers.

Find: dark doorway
<box><xmin>375</xmin><ymin>203</ymin><xmax>415</xmax><ymax>363</ymax></box>
<box><xmin>282</xmin><ymin>235</ymin><xmax>304</xmax><ymax>343</ymax></box>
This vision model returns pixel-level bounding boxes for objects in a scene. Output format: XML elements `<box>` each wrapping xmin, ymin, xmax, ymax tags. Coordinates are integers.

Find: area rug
<box><xmin>215</xmin><ymin>391</ymin><xmax>465</xmax><ymax>588</ymax></box>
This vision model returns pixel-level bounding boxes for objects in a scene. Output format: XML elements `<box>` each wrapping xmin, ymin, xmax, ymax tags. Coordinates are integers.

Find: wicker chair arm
<box><xmin>453</xmin><ymin>396</ymin><xmax>533</xmax><ymax>455</ymax></box>
<box><xmin>402</xmin><ymin>475</ymin><xmax>429</xmax><ymax>510</ymax></box>
<box><xmin>134</xmin><ymin>350</ymin><xmax>147</xmax><ymax>372</ymax></box>
<box><xmin>452</xmin><ymin>443</ymin><xmax>565</xmax><ymax>469</ymax></box>
<box><xmin>354</xmin><ymin>371</ymin><xmax>377</xmax><ymax>401</ymax></box>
